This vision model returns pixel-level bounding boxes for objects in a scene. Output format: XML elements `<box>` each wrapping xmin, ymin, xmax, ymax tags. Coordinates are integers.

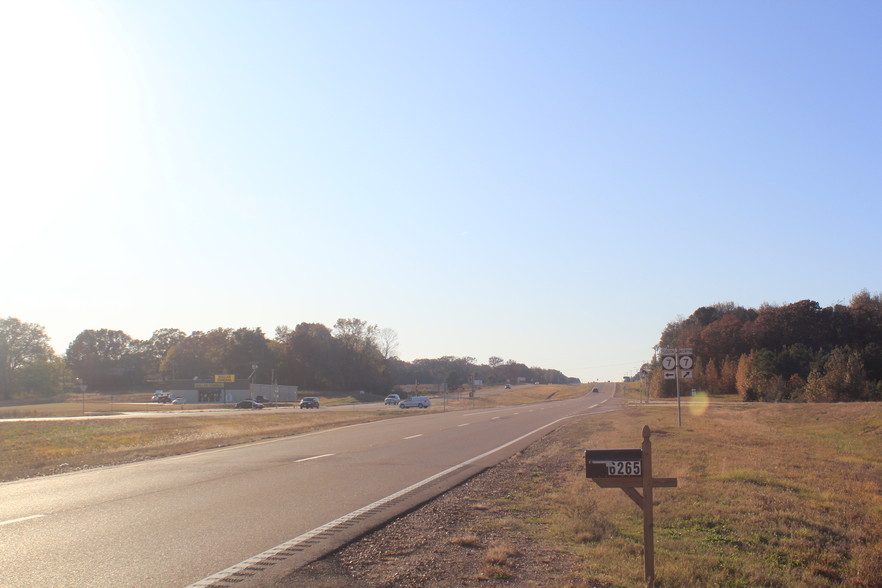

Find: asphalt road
<box><xmin>0</xmin><ymin>384</ymin><xmax>620</xmax><ymax>587</ymax></box>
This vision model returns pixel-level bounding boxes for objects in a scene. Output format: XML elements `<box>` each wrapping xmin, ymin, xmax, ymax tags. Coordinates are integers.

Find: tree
<box><xmin>66</xmin><ymin>329</ymin><xmax>138</xmax><ymax>390</ymax></box>
<box><xmin>377</xmin><ymin>328</ymin><xmax>399</xmax><ymax>360</ymax></box>
<box><xmin>805</xmin><ymin>347</ymin><xmax>869</xmax><ymax>402</ymax></box>
<box><xmin>279</xmin><ymin>323</ymin><xmax>343</xmax><ymax>390</ymax></box>
<box><xmin>143</xmin><ymin>328</ymin><xmax>186</xmax><ymax>378</ymax></box>
<box><xmin>223</xmin><ymin>328</ymin><xmax>275</xmax><ymax>381</ymax></box>
<box><xmin>0</xmin><ymin>317</ymin><xmax>58</xmax><ymax>398</ymax></box>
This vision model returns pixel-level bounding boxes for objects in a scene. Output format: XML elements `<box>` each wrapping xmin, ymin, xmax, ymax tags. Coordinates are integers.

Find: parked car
<box><xmin>236</xmin><ymin>399</ymin><xmax>264</xmax><ymax>409</ymax></box>
<box><xmin>299</xmin><ymin>397</ymin><xmax>320</xmax><ymax>409</ymax></box>
<box><xmin>152</xmin><ymin>393</ymin><xmax>172</xmax><ymax>403</ymax></box>
<box><xmin>504</xmin><ymin>384</ymin><xmax>511</xmax><ymax>389</ymax></box>
<box><xmin>171</xmin><ymin>398</ymin><xmax>186</xmax><ymax>405</ymax></box>
<box><xmin>384</xmin><ymin>394</ymin><xmax>401</xmax><ymax>405</ymax></box>
<box><xmin>399</xmin><ymin>396</ymin><xmax>431</xmax><ymax>409</ymax></box>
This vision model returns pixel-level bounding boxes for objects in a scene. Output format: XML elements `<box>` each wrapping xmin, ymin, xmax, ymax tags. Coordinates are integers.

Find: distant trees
<box><xmin>0</xmin><ymin>315</ymin><xmax>577</xmax><ymax>398</ymax></box>
<box><xmin>0</xmin><ymin>317</ymin><xmax>59</xmax><ymax>399</ymax></box>
<box><xmin>650</xmin><ymin>291</ymin><xmax>882</xmax><ymax>402</ymax></box>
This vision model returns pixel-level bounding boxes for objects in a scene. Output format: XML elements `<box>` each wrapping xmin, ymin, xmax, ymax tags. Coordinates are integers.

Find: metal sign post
<box><xmin>660</xmin><ymin>348</ymin><xmax>693</xmax><ymax>426</ymax></box>
<box><xmin>586</xmin><ymin>426</ymin><xmax>678</xmax><ymax>586</ymax></box>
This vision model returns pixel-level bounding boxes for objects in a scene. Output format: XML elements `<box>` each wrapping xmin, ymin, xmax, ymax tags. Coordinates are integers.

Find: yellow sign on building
<box><xmin>214</xmin><ymin>374</ymin><xmax>235</xmax><ymax>383</ymax></box>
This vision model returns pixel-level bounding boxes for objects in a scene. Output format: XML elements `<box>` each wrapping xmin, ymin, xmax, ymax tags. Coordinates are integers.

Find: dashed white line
<box><xmin>457</xmin><ymin>423</ymin><xmax>470</xmax><ymax>427</ymax></box>
<box><xmin>403</xmin><ymin>434</ymin><xmax>423</xmax><ymax>440</ymax></box>
<box><xmin>190</xmin><ymin>412</ymin><xmax>580</xmax><ymax>588</ymax></box>
<box><xmin>294</xmin><ymin>453</ymin><xmax>335</xmax><ymax>463</ymax></box>
<box><xmin>0</xmin><ymin>514</ymin><xmax>46</xmax><ymax>527</ymax></box>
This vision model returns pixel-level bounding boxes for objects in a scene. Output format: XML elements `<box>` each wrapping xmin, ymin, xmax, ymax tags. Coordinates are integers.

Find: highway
<box><xmin>0</xmin><ymin>384</ymin><xmax>620</xmax><ymax>587</ymax></box>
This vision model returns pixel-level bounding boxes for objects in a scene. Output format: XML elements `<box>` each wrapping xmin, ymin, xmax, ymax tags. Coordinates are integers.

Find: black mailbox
<box><xmin>585</xmin><ymin>448</ymin><xmax>643</xmax><ymax>478</ymax></box>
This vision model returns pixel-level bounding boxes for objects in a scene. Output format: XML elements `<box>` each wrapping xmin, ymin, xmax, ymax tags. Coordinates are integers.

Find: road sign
<box><xmin>660</xmin><ymin>347</ymin><xmax>692</xmax><ymax>356</ymax></box>
<box><xmin>661</xmin><ymin>356</ymin><xmax>677</xmax><ymax>370</ymax></box>
<box><xmin>681</xmin><ymin>370</ymin><xmax>693</xmax><ymax>379</ymax></box>
<box><xmin>664</xmin><ymin>371</ymin><xmax>676</xmax><ymax>380</ymax></box>
<box><xmin>215</xmin><ymin>374</ymin><xmax>235</xmax><ymax>383</ymax></box>
<box><xmin>678</xmin><ymin>356</ymin><xmax>694</xmax><ymax>370</ymax></box>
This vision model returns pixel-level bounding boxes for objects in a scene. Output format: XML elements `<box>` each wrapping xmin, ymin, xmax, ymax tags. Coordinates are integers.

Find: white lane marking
<box><xmin>294</xmin><ymin>453</ymin><xmax>335</xmax><ymax>463</ymax></box>
<box><xmin>491</xmin><ymin>417</ymin><xmax>500</xmax><ymax>420</ymax></box>
<box><xmin>0</xmin><ymin>514</ymin><xmax>46</xmax><ymax>527</ymax></box>
<box><xmin>457</xmin><ymin>423</ymin><xmax>470</xmax><ymax>427</ymax></box>
<box><xmin>189</xmin><ymin>410</ymin><xmax>589</xmax><ymax>588</ymax></box>
<box><xmin>403</xmin><ymin>434</ymin><xmax>423</xmax><ymax>440</ymax></box>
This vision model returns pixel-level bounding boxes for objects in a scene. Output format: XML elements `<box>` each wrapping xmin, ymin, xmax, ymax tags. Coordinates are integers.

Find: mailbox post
<box><xmin>585</xmin><ymin>426</ymin><xmax>677</xmax><ymax>586</ymax></box>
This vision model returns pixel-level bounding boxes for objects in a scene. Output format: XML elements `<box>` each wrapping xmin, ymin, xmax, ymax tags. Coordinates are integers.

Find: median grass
<box><xmin>484</xmin><ymin>398</ymin><xmax>882</xmax><ymax>587</ymax></box>
<box><xmin>0</xmin><ymin>410</ymin><xmax>404</xmax><ymax>482</ymax></box>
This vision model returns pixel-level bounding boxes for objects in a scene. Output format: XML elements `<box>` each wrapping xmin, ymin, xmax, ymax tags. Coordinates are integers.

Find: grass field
<box><xmin>495</xmin><ymin>393</ymin><xmax>882</xmax><ymax>587</ymax></box>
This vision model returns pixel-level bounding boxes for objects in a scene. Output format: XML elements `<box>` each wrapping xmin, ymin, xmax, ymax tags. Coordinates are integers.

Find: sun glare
<box><xmin>0</xmin><ymin>0</ymin><xmax>125</xmax><ymax>212</ymax></box>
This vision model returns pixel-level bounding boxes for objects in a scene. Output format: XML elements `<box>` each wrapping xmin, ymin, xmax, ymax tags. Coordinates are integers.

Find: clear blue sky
<box><xmin>2</xmin><ymin>1</ymin><xmax>880</xmax><ymax>382</ymax></box>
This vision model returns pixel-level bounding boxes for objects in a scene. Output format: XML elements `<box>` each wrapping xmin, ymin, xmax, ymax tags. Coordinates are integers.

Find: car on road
<box><xmin>236</xmin><ymin>399</ymin><xmax>264</xmax><ymax>409</ymax></box>
<box><xmin>592</xmin><ymin>387</ymin><xmax>599</xmax><ymax>393</ymax></box>
<box><xmin>384</xmin><ymin>394</ymin><xmax>400</xmax><ymax>405</ymax></box>
<box><xmin>171</xmin><ymin>398</ymin><xmax>186</xmax><ymax>405</ymax></box>
<box><xmin>504</xmin><ymin>384</ymin><xmax>511</xmax><ymax>389</ymax></box>
<box><xmin>299</xmin><ymin>397</ymin><xmax>320</xmax><ymax>409</ymax></box>
<box><xmin>399</xmin><ymin>396</ymin><xmax>431</xmax><ymax>409</ymax></box>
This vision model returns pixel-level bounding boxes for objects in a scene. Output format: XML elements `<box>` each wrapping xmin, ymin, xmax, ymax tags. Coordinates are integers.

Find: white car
<box><xmin>384</xmin><ymin>394</ymin><xmax>401</xmax><ymax>405</ymax></box>
<box><xmin>399</xmin><ymin>396</ymin><xmax>431</xmax><ymax>409</ymax></box>
<box><xmin>171</xmin><ymin>398</ymin><xmax>186</xmax><ymax>405</ymax></box>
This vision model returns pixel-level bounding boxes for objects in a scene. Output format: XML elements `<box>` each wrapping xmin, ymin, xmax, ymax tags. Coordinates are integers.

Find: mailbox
<box><xmin>585</xmin><ymin>448</ymin><xmax>643</xmax><ymax>479</ymax></box>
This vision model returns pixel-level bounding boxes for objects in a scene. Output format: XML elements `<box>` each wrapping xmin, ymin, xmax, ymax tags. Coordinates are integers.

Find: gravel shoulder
<box><xmin>279</xmin><ymin>425</ymin><xmax>597</xmax><ymax>588</ymax></box>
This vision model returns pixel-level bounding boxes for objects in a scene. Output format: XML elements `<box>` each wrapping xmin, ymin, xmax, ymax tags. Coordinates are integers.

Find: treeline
<box><xmin>0</xmin><ymin>317</ymin><xmax>577</xmax><ymax>399</ymax></box>
<box><xmin>646</xmin><ymin>291</ymin><xmax>882</xmax><ymax>402</ymax></box>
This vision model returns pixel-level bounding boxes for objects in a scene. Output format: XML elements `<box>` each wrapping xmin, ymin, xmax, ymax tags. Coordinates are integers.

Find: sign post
<box><xmin>585</xmin><ymin>426</ymin><xmax>677</xmax><ymax>586</ymax></box>
<box><xmin>660</xmin><ymin>348</ymin><xmax>693</xmax><ymax>426</ymax></box>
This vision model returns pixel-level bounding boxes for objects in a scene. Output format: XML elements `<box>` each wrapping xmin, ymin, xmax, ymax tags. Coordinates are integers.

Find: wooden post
<box><xmin>642</xmin><ymin>425</ymin><xmax>655</xmax><ymax>585</ymax></box>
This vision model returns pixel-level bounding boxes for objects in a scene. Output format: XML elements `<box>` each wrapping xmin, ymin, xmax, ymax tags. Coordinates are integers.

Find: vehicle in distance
<box><xmin>171</xmin><ymin>398</ymin><xmax>186</xmax><ymax>405</ymax></box>
<box><xmin>236</xmin><ymin>399</ymin><xmax>264</xmax><ymax>409</ymax></box>
<box><xmin>592</xmin><ymin>387</ymin><xmax>599</xmax><ymax>393</ymax></box>
<box><xmin>399</xmin><ymin>396</ymin><xmax>430</xmax><ymax>409</ymax></box>
<box><xmin>504</xmin><ymin>384</ymin><xmax>511</xmax><ymax>389</ymax></box>
<box><xmin>384</xmin><ymin>394</ymin><xmax>400</xmax><ymax>405</ymax></box>
<box><xmin>299</xmin><ymin>397</ymin><xmax>320</xmax><ymax>409</ymax></box>
<box><xmin>152</xmin><ymin>393</ymin><xmax>172</xmax><ymax>403</ymax></box>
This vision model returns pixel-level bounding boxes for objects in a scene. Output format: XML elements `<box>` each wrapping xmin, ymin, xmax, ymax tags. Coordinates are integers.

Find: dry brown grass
<box><xmin>510</xmin><ymin>400</ymin><xmax>882</xmax><ymax>587</ymax></box>
<box><xmin>448</xmin><ymin>534</ymin><xmax>482</xmax><ymax>548</ymax></box>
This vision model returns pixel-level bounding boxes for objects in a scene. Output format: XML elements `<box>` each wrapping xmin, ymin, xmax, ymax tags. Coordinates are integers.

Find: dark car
<box><xmin>236</xmin><ymin>399</ymin><xmax>264</xmax><ymax>409</ymax></box>
<box><xmin>299</xmin><ymin>396</ymin><xmax>320</xmax><ymax>409</ymax></box>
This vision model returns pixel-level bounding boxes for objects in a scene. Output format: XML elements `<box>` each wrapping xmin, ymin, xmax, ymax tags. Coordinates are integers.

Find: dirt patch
<box><xmin>280</xmin><ymin>430</ymin><xmax>604</xmax><ymax>587</ymax></box>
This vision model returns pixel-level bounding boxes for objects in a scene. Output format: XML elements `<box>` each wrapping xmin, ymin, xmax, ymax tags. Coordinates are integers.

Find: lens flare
<box><xmin>688</xmin><ymin>391</ymin><xmax>710</xmax><ymax>416</ymax></box>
